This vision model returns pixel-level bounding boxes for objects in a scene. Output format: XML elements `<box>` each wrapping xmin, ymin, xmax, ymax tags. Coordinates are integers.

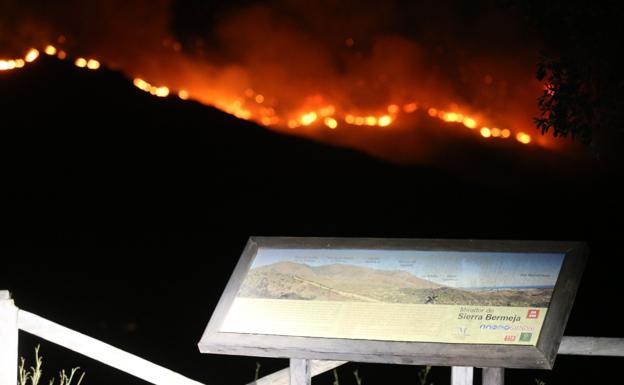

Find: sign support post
<box><xmin>0</xmin><ymin>290</ymin><xmax>18</xmax><ymax>385</ymax></box>
<box><xmin>451</xmin><ymin>366</ymin><xmax>474</xmax><ymax>385</ymax></box>
<box><xmin>482</xmin><ymin>367</ymin><xmax>504</xmax><ymax>385</ymax></box>
<box><xmin>289</xmin><ymin>359</ymin><xmax>311</xmax><ymax>385</ymax></box>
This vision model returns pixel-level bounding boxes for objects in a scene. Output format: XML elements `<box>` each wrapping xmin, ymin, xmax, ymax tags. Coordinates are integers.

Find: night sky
<box><xmin>1</xmin><ymin>1</ymin><xmax>623</xmax><ymax>385</ymax></box>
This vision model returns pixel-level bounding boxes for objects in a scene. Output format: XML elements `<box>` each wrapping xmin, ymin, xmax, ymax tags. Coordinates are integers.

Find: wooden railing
<box><xmin>2</xmin><ymin>290</ymin><xmax>623</xmax><ymax>385</ymax></box>
<box><xmin>0</xmin><ymin>291</ymin><xmax>203</xmax><ymax>385</ymax></box>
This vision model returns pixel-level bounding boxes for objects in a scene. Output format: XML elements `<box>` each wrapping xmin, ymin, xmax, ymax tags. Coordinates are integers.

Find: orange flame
<box><xmin>24</xmin><ymin>49</ymin><xmax>39</xmax><ymax>63</ymax></box>
<box><xmin>324</xmin><ymin>117</ymin><xmax>338</xmax><ymax>129</ymax></box>
<box><xmin>178</xmin><ymin>90</ymin><xmax>189</xmax><ymax>100</ymax></box>
<box><xmin>75</xmin><ymin>57</ymin><xmax>87</xmax><ymax>67</ymax></box>
<box><xmin>1</xmin><ymin>48</ymin><xmax>39</xmax><ymax>72</ymax></box>
<box><xmin>300</xmin><ymin>112</ymin><xmax>318</xmax><ymax>126</ymax></box>
<box><xmin>516</xmin><ymin>132</ymin><xmax>532</xmax><ymax>144</ymax></box>
<box><xmin>86</xmin><ymin>59</ymin><xmax>100</xmax><ymax>70</ymax></box>
<box><xmin>2</xmin><ymin>44</ymin><xmax>539</xmax><ymax>152</ymax></box>
<box><xmin>44</xmin><ymin>45</ymin><xmax>57</xmax><ymax>56</ymax></box>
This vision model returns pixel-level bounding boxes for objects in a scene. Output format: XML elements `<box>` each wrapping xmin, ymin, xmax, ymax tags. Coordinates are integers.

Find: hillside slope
<box><xmin>1</xmin><ymin>56</ymin><xmax>612</xmax><ymax>247</ymax></box>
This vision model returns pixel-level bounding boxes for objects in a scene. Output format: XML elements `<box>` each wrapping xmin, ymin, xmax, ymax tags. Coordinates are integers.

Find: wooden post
<box><xmin>0</xmin><ymin>290</ymin><xmax>18</xmax><ymax>385</ymax></box>
<box><xmin>289</xmin><ymin>359</ymin><xmax>311</xmax><ymax>385</ymax></box>
<box><xmin>451</xmin><ymin>366</ymin><xmax>473</xmax><ymax>385</ymax></box>
<box><xmin>483</xmin><ymin>368</ymin><xmax>504</xmax><ymax>385</ymax></box>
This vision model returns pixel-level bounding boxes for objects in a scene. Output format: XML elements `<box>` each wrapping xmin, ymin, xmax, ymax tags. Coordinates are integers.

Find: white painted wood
<box><xmin>482</xmin><ymin>368</ymin><xmax>504</xmax><ymax>385</ymax></box>
<box><xmin>289</xmin><ymin>359</ymin><xmax>311</xmax><ymax>385</ymax></box>
<box><xmin>17</xmin><ymin>310</ymin><xmax>204</xmax><ymax>385</ymax></box>
<box><xmin>250</xmin><ymin>338</ymin><xmax>624</xmax><ymax>385</ymax></box>
<box><xmin>451</xmin><ymin>366</ymin><xmax>473</xmax><ymax>385</ymax></box>
<box><xmin>307</xmin><ymin>360</ymin><xmax>347</xmax><ymax>376</ymax></box>
<box><xmin>243</xmin><ymin>336</ymin><xmax>624</xmax><ymax>385</ymax></box>
<box><xmin>0</xmin><ymin>292</ymin><xmax>18</xmax><ymax>385</ymax></box>
<box><xmin>249</xmin><ymin>360</ymin><xmax>346</xmax><ymax>385</ymax></box>
<box><xmin>248</xmin><ymin>336</ymin><xmax>624</xmax><ymax>385</ymax></box>
<box><xmin>559</xmin><ymin>337</ymin><xmax>624</xmax><ymax>356</ymax></box>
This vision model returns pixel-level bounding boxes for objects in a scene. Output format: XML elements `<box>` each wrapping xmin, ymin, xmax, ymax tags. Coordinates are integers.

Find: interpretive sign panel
<box><xmin>199</xmin><ymin>238</ymin><xmax>587</xmax><ymax>369</ymax></box>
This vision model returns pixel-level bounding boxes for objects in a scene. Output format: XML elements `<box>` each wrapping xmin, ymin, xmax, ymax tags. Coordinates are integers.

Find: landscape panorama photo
<box><xmin>237</xmin><ymin>248</ymin><xmax>565</xmax><ymax>307</ymax></box>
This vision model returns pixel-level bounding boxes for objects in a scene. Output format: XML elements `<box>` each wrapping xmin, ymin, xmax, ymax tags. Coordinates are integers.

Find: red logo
<box><xmin>504</xmin><ymin>335</ymin><xmax>516</xmax><ymax>341</ymax></box>
<box><xmin>527</xmin><ymin>309</ymin><xmax>540</xmax><ymax>319</ymax></box>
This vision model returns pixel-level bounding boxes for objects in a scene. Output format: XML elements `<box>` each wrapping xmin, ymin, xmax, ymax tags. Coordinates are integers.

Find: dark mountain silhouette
<box><xmin>0</xmin><ymin>55</ymin><xmax>612</xmax><ymax>246</ymax></box>
<box><xmin>1</xmin><ymin>56</ymin><xmax>467</xmax><ymax>242</ymax></box>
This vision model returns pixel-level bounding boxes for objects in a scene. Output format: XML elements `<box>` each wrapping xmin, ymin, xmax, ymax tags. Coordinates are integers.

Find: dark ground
<box><xmin>1</xmin><ymin>56</ymin><xmax>623</xmax><ymax>385</ymax></box>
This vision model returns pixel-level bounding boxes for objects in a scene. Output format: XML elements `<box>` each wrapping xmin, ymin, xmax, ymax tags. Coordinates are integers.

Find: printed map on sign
<box><xmin>220</xmin><ymin>248</ymin><xmax>565</xmax><ymax>345</ymax></box>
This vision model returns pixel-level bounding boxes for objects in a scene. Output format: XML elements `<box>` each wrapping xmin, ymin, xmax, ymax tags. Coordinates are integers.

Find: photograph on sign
<box><xmin>220</xmin><ymin>248</ymin><xmax>564</xmax><ymax>346</ymax></box>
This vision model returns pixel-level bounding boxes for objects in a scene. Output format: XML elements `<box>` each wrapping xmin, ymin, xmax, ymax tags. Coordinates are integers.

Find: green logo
<box><xmin>519</xmin><ymin>332</ymin><xmax>532</xmax><ymax>342</ymax></box>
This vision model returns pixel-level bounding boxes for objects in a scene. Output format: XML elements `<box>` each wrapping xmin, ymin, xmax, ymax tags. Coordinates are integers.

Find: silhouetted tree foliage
<box><xmin>511</xmin><ymin>1</ymin><xmax>624</xmax><ymax>158</ymax></box>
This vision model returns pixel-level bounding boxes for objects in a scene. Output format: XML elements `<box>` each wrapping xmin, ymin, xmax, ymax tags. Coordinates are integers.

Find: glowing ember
<box><xmin>152</xmin><ymin>86</ymin><xmax>169</xmax><ymax>97</ymax></box>
<box><xmin>480</xmin><ymin>127</ymin><xmax>492</xmax><ymax>138</ymax></box>
<box><xmin>1</xmin><ymin>50</ymin><xmax>37</xmax><ymax>72</ymax></box>
<box><xmin>300</xmin><ymin>112</ymin><xmax>317</xmax><ymax>126</ymax></box>
<box><xmin>44</xmin><ymin>45</ymin><xmax>57</xmax><ymax>56</ymax></box>
<box><xmin>24</xmin><ymin>49</ymin><xmax>39</xmax><ymax>63</ymax></box>
<box><xmin>442</xmin><ymin>112</ymin><xmax>460</xmax><ymax>122</ymax></box>
<box><xmin>324</xmin><ymin>117</ymin><xmax>338</xmax><ymax>129</ymax></box>
<box><xmin>428</xmin><ymin>108</ymin><xmax>438</xmax><ymax>117</ymax></box>
<box><xmin>0</xmin><ymin>60</ymin><xmax>16</xmax><ymax>71</ymax></box>
<box><xmin>255</xmin><ymin>94</ymin><xmax>264</xmax><ymax>103</ymax></box>
<box><xmin>490</xmin><ymin>128</ymin><xmax>501</xmax><ymax>137</ymax></box>
<box><xmin>365</xmin><ymin>116</ymin><xmax>377</xmax><ymax>126</ymax></box>
<box><xmin>75</xmin><ymin>57</ymin><xmax>87</xmax><ymax>68</ymax></box>
<box><xmin>261</xmin><ymin>116</ymin><xmax>279</xmax><ymax>126</ymax></box>
<box><xmin>57</xmin><ymin>51</ymin><xmax>67</xmax><ymax>60</ymax></box>
<box><xmin>501</xmin><ymin>129</ymin><xmax>511</xmax><ymax>138</ymax></box>
<box><xmin>463</xmin><ymin>118</ymin><xmax>477</xmax><ymax>129</ymax></box>
<box><xmin>516</xmin><ymin>132</ymin><xmax>532</xmax><ymax>144</ymax></box>
<box><xmin>387</xmin><ymin>104</ymin><xmax>400</xmax><ymax>114</ymax></box>
<box><xmin>178</xmin><ymin>90</ymin><xmax>189</xmax><ymax>100</ymax></box>
<box><xmin>234</xmin><ymin>109</ymin><xmax>251</xmax><ymax>119</ymax></box>
<box><xmin>133</xmin><ymin>78</ymin><xmax>149</xmax><ymax>91</ymax></box>
<box><xmin>86</xmin><ymin>59</ymin><xmax>100</xmax><ymax>70</ymax></box>
<box><xmin>133</xmin><ymin>78</ymin><xmax>169</xmax><ymax>97</ymax></box>
<box><xmin>378</xmin><ymin>115</ymin><xmax>393</xmax><ymax>127</ymax></box>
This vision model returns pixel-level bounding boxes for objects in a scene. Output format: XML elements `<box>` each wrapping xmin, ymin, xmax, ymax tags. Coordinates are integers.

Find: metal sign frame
<box><xmin>199</xmin><ymin>237</ymin><xmax>587</xmax><ymax>369</ymax></box>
